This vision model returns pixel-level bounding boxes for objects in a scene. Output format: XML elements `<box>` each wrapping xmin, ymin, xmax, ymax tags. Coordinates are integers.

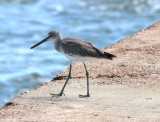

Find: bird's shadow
<box><xmin>52</xmin><ymin>76</ymin><xmax>84</xmax><ymax>81</ymax></box>
<box><xmin>52</xmin><ymin>76</ymin><xmax>66</xmax><ymax>80</ymax></box>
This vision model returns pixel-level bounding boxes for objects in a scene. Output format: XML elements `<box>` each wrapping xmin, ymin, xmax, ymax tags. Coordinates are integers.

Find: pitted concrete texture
<box><xmin>0</xmin><ymin>21</ymin><xmax>160</xmax><ymax>121</ymax></box>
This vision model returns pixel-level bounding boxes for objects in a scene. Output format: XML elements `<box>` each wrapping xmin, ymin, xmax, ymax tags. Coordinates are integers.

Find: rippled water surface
<box><xmin>0</xmin><ymin>0</ymin><xmax>160</xmax><ymax>107</ymax></box>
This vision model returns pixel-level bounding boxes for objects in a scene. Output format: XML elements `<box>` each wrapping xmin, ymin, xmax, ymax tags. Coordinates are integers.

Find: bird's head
<box><xmin>31</xmin><ymin>30</ymin><xmax>61</xmax><ymax>49</ymax></box>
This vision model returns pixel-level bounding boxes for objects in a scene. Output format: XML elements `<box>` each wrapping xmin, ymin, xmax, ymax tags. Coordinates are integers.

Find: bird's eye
<box><xmin>48</xmin><ymin>33</ymin><xmax>52</xmax><ymax>36</ymax></box>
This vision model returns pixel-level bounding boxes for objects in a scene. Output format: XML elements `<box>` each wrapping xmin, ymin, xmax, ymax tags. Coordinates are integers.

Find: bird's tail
<box><xmin>103</xmin><ymin>52</ymin><xmax>116</xmax><ymax>60</ymax></box>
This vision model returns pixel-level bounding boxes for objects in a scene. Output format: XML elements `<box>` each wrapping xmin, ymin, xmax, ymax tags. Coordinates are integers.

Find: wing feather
<box><xmin>61</xmin><ymin>38</ymin><xmax>116</xmax><ymax>60</ymax></box>
<box><xmin>61</xmin><ymin>38</ymin><xmax>101</xmax><ymax>57</ymax></box>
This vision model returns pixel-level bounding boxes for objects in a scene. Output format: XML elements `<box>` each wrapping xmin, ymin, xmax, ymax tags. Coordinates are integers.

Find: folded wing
<box><xmin>61</xmin><ymin>38</ymin><xmax>116</xmax><ymax>60</ymax></box>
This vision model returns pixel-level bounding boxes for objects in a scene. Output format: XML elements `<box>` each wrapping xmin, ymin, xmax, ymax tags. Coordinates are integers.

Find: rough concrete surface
<box><xmin>0</xmin><ymin>21</ymin><xmax>160</xmax><ymax>121</ymax></box>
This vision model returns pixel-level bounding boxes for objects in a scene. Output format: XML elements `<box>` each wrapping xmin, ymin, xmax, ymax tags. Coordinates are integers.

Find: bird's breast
<box><xmin>54</xmin><ymin>42</ymin><xmax>62</xmax><ymax>53</ymax></box>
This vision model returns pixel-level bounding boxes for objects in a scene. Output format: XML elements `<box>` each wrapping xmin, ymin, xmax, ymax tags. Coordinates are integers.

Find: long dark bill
<box><xmin>30</xmin><ymin>36</ymin><xmax>50</xmax><ymax>49</ymax></box>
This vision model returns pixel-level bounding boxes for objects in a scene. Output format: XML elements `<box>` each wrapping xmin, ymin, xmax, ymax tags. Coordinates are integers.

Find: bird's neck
<box><xmin>54</xmin><ymin>40</ymin><xmax>62</xmax><ymax>52</ymax></box>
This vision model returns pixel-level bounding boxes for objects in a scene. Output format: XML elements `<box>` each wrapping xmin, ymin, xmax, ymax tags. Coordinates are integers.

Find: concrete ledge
<box><xmin>0</xmin><ymin>21</ymin><xmax>160</xmax><ymax>121</ymax></box>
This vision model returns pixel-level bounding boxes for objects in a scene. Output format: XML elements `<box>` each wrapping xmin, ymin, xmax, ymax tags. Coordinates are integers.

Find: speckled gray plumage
<box><xmin>56</xmin><ymin>37</ymin><xmax>116</xmax><ymax>60</ymax></box>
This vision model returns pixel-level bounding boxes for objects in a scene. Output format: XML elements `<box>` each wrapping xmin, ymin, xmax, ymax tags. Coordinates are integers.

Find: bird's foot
<box><xmin>50</xmin><ymin>93</ymin><xmax>65</xmax><ymax>98</ymax></box>
<box><xmin>79</xmin><ymin>94</ymin><xmax>90</xmax><ymax>98</ymax></box>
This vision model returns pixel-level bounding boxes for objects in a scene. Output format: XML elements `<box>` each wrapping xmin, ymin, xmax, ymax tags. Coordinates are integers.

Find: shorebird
<box><xmin>31</xmin><ymin>31</ymin><xmax>116</xmax><ymax>98</ymax></box>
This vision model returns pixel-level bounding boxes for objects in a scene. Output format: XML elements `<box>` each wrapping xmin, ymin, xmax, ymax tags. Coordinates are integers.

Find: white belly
<box><xmin>64</xmin><ymin>54</ymin><xmax>98</xmax><ymax>63</ymax></box>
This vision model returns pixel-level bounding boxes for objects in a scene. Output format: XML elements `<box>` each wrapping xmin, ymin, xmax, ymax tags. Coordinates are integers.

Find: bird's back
<box><xmin>59</xmin><ymin>37</ymin><xmax>116</xmax><ymax>61</ymax></box>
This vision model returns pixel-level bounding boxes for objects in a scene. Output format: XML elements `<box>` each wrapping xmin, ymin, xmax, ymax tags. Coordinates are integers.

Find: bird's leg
<box><xmin>51</xmin><ymin>65</ymin><xmax>72</xmax><ymax>97</ymax></box>
<box><xmin>79</xmin><ymin>63</ymin><xmax>90</xmax><ymax>98</ymax></box>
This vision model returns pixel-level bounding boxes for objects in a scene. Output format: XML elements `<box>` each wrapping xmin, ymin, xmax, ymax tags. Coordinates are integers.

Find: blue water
<box><xmin>0</xmin><ymin>0</ymin><xmax>160</xmax><ymax>108</ymax></box>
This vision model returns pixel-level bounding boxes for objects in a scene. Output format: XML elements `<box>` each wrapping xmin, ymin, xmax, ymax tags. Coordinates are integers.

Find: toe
<box><xmin>79</xmin><ymin>94</ymin><xmax>90</xmax><ymax>98</ymax></box>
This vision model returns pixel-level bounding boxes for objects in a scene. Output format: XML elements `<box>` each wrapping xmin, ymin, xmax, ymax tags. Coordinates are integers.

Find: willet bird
<box><xmin>31</xmin><ymin>31</ymin><xmax>116</xmax><ymax>98</ymax></box>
